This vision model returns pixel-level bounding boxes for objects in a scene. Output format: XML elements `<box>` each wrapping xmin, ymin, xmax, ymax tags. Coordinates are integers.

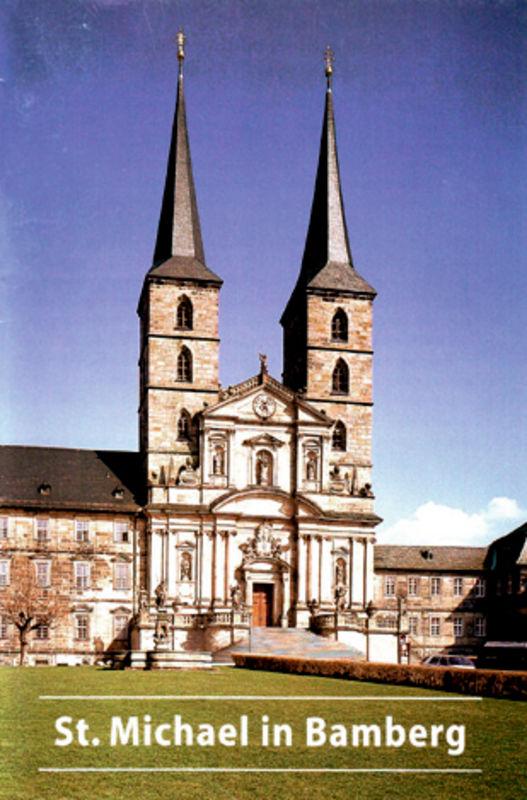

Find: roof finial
<box><xmin>324</xmin><ymin>45</ymin><xmax>334</xmax><ymax>90</ymax></box>
<box><xmin>176</xmin><ymin>29</ymin><xmax>186</xmax><ymax>77</ymax></box>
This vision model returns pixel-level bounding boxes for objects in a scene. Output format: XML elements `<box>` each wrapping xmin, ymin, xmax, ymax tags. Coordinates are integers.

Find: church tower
<box><xmin>281</xmin><ymin>49</ymin><xmax>376</xmax><ymax>494</ymax></box>
<box><xmin>138</xmin><ymin>32</ymin><xmax>222</xmax><ymax>492</ymax></box>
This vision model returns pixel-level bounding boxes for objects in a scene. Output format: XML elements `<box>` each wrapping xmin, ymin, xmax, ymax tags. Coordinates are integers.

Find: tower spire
<box><xmin>282</xmin><ymin>47</ymin><xmax>374</xmax><ymax>308</ymax></box>
<box><xmin>150</xmin><ymin>30</ymin><xmax>221</xmax><ymax>284</ymax></box>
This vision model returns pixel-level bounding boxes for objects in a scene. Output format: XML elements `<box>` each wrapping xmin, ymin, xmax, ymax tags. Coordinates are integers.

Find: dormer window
<box><xmin>331</xmin><ymin>308</ymin><xmax>348</xmax><ymax>342</ymax></box>
<box><xmin>176</xmin><ymin>296</ymin><xmax>193</xmax><ymax>330</ymax></box>
<box><xmin>38</xmin><ymin>483</ymin><xmax>51</xmax><ymax>496</ymax></box>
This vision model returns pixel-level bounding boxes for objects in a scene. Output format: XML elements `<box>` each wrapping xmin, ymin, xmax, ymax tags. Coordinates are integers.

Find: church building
<box><xmin>2</xmin><ymin>38</ymin><xmax>511</xmax><ymax>668</ymax></box>
<box><xmin>134</xmin><ymin>38</ymin><xmax>380</xmax><ymax>660</ymax></box>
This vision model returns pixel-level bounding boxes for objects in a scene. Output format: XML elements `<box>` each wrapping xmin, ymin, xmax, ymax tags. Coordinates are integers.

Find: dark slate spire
<box><xmin>150</xmin><ymin>31</ymin><xmax>222</xmax><ymax>285</ymax></box>
<box><xmin>283</xmin><ymin>48</ymin><xmax>374</xmax><ymax>312</ymax></box>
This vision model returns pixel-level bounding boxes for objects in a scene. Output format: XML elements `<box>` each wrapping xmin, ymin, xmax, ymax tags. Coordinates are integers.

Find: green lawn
<box><xmin>0</xmin><ymin>666</ymin><xmax>524</xmax><ymax>800</ymax></box>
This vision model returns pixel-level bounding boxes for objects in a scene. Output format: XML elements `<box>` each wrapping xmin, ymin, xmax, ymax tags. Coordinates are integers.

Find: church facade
<box><xmin>133</xmin><ymin>42</ymin><xmax>382</xmax><ymax>661</ymax></box>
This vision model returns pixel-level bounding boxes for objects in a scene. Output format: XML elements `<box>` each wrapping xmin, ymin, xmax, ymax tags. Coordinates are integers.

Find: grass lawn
<box><xmin>0</xmin><ymin>666</ymin><xmax>525</xmax><ymax>800</ymax></box>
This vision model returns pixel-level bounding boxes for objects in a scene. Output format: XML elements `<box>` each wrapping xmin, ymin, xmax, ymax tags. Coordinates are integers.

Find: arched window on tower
<box><xmin>255</xmin><ymin>450</ymin><xmax>273</xmax><ymax>487</ymax></box>
<box><xmin>332</xmin><ymin>421</ymin><xmax>347</xmax><ymax>451</ymax></box>
<box><xmin>177</xmin><ymin>347</ymin><xmax>193</xmax><ymax>383</ymax></box>
<box><xmin>176</xmin><ymin>296</ymin><xmax>193</xmax><ymax>330</ymax></box>
<box><xmin>177</xmin><ymin>410</ymin><xmax>192</xmax><ymax>441</ymax></box>
<box><xmin>332</xmin><ymin>359</ymin><xmax>349</xmax><ymax>394</ymax></box>
<box><xmin>331</xmin><ymin>308</ymin><xmax>348</xmax><ymax>342</ymax></box>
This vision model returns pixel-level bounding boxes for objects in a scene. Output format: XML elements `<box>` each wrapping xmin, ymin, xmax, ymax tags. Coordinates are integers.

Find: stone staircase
<box><xmin>213</xmin><ymin>627</ymin><xmax>365</xmax><ymax>664</ymax></box>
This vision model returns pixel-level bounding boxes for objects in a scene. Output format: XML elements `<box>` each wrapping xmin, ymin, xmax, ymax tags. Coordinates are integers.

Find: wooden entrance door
<box><xmin>252</xmin><ymin>583</ymin><xmax>274</xmax><ymax>627</ymax></box>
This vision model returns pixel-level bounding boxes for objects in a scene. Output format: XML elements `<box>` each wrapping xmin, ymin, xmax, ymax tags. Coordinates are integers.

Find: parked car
<box><xmin>421</xmin><ymin>655</ymin><xmax>476</xmax><ymax>669</ymax></box>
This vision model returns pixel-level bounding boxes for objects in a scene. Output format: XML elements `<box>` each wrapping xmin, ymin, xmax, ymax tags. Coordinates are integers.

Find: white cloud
<box><xmin>379</xmin><ymin>497</ymin><xmax>525</xmax><ymax>546</ymax></box>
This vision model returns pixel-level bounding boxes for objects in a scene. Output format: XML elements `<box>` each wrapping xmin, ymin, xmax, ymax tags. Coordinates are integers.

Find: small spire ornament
<box><xmin>176</xmin><ymin>29</ymin><xmax>186</xmax><ymax>76</ymax></box>
<box><xmin>324</xmin><ymin>45</ymin><xmax>334</xmax><ymax>89</ymax></box>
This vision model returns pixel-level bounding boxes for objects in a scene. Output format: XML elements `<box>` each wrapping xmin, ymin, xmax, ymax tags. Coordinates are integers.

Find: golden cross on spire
<box><xmin>176</xmin><ymin>29</ymin><xmax>186</xmax><ymax>76</ymax></box>
<box><xmin>324</xmin><ymin>45</ymin><xmax>334</xmax><ymax>89</ymax></box>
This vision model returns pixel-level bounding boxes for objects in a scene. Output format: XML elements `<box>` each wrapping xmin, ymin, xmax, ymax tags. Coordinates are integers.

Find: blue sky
<box><xmin>0</xmin><ymin>0</ymin><xmax>525</xmax><ymax>544</ymax></box>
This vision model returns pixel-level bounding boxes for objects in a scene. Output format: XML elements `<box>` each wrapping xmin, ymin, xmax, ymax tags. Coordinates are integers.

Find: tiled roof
<box><xmin>0</xmin><ymin>446</ymin><xmax>143</xmax><ymax>511</ymax></box>
<box><xmin>374</xmin><ymin>544</ymin><xmax>488</xmax><ymax>572</ymax></box>
<box><xmin>487</xmin><ymin>522</ymin><xmax>527</xmax><ymax>568</ymax></box>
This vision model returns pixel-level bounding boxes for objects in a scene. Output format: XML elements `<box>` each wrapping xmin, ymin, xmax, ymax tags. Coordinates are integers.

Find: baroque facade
<box><xmin>0</xmin><ymin>43</ymin><xmax>523</xmax><ymax>667</ymax></box>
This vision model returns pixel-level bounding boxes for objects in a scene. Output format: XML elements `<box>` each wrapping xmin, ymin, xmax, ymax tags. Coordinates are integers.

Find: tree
<box><xmin>0</xmin><ymin>557</ymin><xmax>65</xmax><ymax>665</ymax></box>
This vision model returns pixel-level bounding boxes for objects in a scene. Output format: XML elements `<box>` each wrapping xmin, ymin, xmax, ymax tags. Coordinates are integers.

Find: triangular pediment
<box><xmin>202</xmin><ymin>372</ymin><xmax>331</xmax><ymax>426</ymax></box>
<box><xmin>242</xmin><ymin>433</ymin><xmax>284</xmax><ymax>448</ymax></box>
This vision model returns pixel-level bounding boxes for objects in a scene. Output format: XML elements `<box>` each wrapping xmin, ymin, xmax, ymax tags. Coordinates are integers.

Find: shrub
<box><xmin>232</xmin><ymin>654</ymin><xmax>527</xmax><ymax>700</ymax></box>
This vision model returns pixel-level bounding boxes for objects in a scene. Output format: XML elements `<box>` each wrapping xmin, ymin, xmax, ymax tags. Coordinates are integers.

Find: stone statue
<box><xmin>212</xmin><ymin>446</ymin><xmax>225</xmax><ymax>476</ymax></box>
<box><xmin>138</xmin><ymin>589</ymin><xmax>149</xmax><ymax>613</ymax></box>
<box><xmin>335</xmin><ymin>558</ymin><xmax>346</xmax><ymax>587</ymax></box>
<box><xmin>359</xmin><ymin>483</ymin><xmax>374</xmax><ymax>498</ymax></box>
<box><xmin>335</xmin><ymin>585</ymin><xmax>346</xmax><ymax>611</ymax></box>
<box><xmin>230</xmin><ymin>582</ymin><xmax>243</xmax><ymax>610</ymax></box>
<box><xmin>154</xmin><ymin>581</ymin><xmax>167</xmax><ymax>609</ymax></box>
<box><xmin>180</xmin><ymin>552</ymin><xmax>192</xmax><ymax>581</ymax></box>
<box><xmin>306</xmin><ymin>454</ymin><xmax>318</xmax><ymax>481</ymax></box>
<box><xmin>154</xmin><ymin>616</ymin><xmax>170</xmax><ymax>648</ymax></box>
<box><xmin>259</xmin><ymin>353</ymin><xmax>268</xmax><ymax>375</ymax></box>
<box><xmin>307</xmin><ymin>598</ymin><xmax>319</xmax><ymax>616</ymax></box>
<box><xmin>179</xmin><ymin>458</ymin><xmax>199</xmax><ymax>486</ymax></box>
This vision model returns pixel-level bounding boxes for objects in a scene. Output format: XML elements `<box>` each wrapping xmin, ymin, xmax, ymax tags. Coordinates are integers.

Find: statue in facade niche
<box><xmin>154</xmin><ymin>580</ymin><xmax>167</xmax><ymax>609</ymax></box>
<box><xmin>212</xmin><ymin>445</ymin><xmax>225</xmax><ymax>476</ymax></box>
<box><xmin>335</xmin><ymin>585</ymin><xmax>347</xmax><ymax>611</ymax></box>
<box><xmin>180</xmin><ymin>552</ymin><xmax>192</xmax><ymax>581</ymax></box>
<box><xmin>306</xmin><ymin>452</ymin><xmax>318</xmax><ymax>481</ymax></box>
<box><xmin>335</xmin><ymin>558</ymin><xmax>346</xmax><ymax>587</ymax></box>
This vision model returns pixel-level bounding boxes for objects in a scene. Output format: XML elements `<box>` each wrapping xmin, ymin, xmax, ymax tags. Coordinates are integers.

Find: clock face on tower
<box><xmin>253</xmin><ymin>394</ymin><xmax>276</xmax><ymax>420</ymax></box>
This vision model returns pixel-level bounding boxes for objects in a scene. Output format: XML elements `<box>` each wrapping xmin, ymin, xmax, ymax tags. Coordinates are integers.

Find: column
<box><xmin>297</xmin><ymin>534</ymin><xmax>307</xmax><ymax>606</ymax></box>
<box><xmin>201</xmin><ymin>530</ymin><xmax>213</xmax><ymax>606</ymax></box>
<box><xmin>195</xmin><ymin>531</ymin><xmax>202</xmax><ymax>606</ymax></box>
<box><xmin>351</xmin><ymin>538</ymin><xmax>364</xmax><ymax>606</ymax></box>
<box><xmin>222</xmin><ymin>531</ymin><xmax>230</xmax><ymax>604</ymax></box>
<box><xmin>347</xmin><ymin>545</ymin><xmax>353</xmax><ymax>608</ymax></box>
<box><xmin>306</xmin><ymin>534</ymin><xmax>312</xmax><ymax>602</ymax></box>
<box><xmin>167</xmin><ymin>526</ymin><xmax>177</xmax><ymax>597</ymax></box>
<box><xmin>214</xmin><ymin>530</ymin><xmax>225</xmax><ymax>605</ymax></box>
<box><xmin>320</xmin><ymin>536</ymin><xmax>333</xmax><ymax>605</ymax></box>
<box><xmin>150</xmin><ymin>527</ymin><xmax>163</xmax><ymax>592</ymax></box>
<box><xmin>364</xmin><ymin>537</ymin><xmax>374</xmax><ymax>604</ymax></box>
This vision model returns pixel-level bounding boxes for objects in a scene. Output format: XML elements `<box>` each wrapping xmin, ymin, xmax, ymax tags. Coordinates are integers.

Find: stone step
<box><xmin>213</xmin><ymin>627</ymin><xmax>364</xmax><ymax>664</ymax></box>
